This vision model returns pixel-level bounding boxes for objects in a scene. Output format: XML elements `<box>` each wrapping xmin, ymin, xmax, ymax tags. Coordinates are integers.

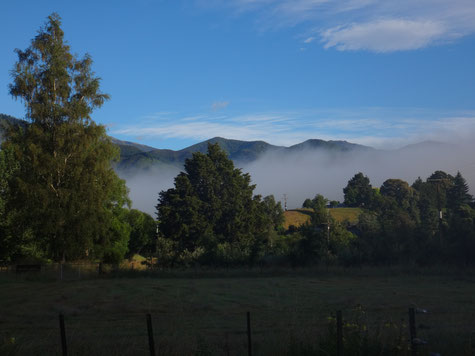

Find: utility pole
<box><xmin>427</xmin><ymin>178</ymin><xmax>447</xmax><ymax>248</ymax></box>
<box><xmin>283</xmin><ymin>194</ymin><xmax>287</xmax><ymax>211</ymax></box>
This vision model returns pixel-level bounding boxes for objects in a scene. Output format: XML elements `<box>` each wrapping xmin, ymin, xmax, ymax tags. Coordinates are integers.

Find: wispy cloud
<box><xmin>211</xmin><ymin>101</ymin><xmax>230</xmax><ymax>111</ymax></box>
<box><xmin>321</xmin><ymin>19</ymin><xmax>447</xmax><ymax>52</ymax></box>
<box><xmin>204</xmin><ymin>0</ymin><xmax>475</xmax><ymax>52</ymax></box>
<box><xmin>111</xmin><ymin>108</ymin><xmax>475</xmax><ymax>149</ymax></box>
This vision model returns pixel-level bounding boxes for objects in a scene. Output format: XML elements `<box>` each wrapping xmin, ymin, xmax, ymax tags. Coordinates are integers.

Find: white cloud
<box><xmin>208</xmin><ymin>0</ymin><xmax>475</xmax><ymax>51</ymax></box>
<box><xmin>303</xmin><ymin>36</ymin><xmax>315</xmax><ymax>43</ymax></box>
<box><xmin>112</xmin><ymin>108</ymin><xmax>475</xmax><ymax>149</ymax></box>
<box><xmin>321</xmin><ymin>19</ymin><xmax>447</xmax><ymax>52</ymax></box>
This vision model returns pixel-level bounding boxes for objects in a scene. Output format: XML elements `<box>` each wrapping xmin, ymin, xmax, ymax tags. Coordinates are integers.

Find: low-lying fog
<box><xmin>119</xmin><ymin>141</ymin><xmax>475</xmax><ymax>216</ymax></box>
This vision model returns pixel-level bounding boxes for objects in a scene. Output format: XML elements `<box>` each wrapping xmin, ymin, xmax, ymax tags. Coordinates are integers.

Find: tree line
<box><xmin>272</xmin><ymin>170</ymin><xmax>473</xmax><ymax>267</ymax></box>
<box><xmin>1</xmin><ymin>14</ymin><xmax>474</xmax><ymax>268</ymax></box>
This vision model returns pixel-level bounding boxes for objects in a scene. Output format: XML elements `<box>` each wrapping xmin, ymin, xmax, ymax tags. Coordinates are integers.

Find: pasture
<box><xmin>1</xmin><ymin>267</ymin><xmax>475</xmax><ymax>355</ymax></box>
<box><xmin>283</xmin><ymin>207</ymin><xmax>362</xmax><ymax>229</ymax></box>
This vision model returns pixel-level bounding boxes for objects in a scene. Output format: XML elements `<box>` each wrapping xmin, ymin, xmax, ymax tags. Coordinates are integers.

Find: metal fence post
<box><xmin>337</xmin><ymin>310</ymin><xmax>343</xmax><ymax>356</ymax></box>
<box><xmin>146</xmin><ymin>313</ymin><xmax>156</xmax><ymax>356</ymax></box>
<box><xmin>409</xmin><ymin>307</ymin><xmax>417</xmax><ymax>356</ymax></box>
<box><xmin>247</xmin><ymin>311</ymin><xmax>252</xmax><ymax>356</ymax></box>
<box><xmin>59</xmin><ymin>313</ymin><xmax>67</xmax><ymax>356</ymax></box>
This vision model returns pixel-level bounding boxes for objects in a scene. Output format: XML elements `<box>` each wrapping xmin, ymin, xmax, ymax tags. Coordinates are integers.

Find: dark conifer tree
<box><xmin>448</xmin><ymin>171</ymin><xmax>472</xmax><ymax>209</ymax></box>
<box><xmin>157</xmin><ymin>143</ymin><xmax>281</xmax><ymax>265</ymax></box>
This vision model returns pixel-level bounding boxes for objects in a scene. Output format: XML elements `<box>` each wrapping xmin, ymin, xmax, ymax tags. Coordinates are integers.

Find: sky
<box><xmin>1</xmin><ymin>0</ymin><xmax>475</xmax><ymax>150</ymax></box>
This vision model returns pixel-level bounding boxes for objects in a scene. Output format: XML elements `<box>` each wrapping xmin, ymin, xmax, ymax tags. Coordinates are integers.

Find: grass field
<box><xmin>283</xmin><ymin>208</ymin><xmax>362</xmax><ymax>229</ymax></box>
<box><xmin>1</xmin><ymin>267</ymin><xmax>475</xmax><ymax>355</ymax></box>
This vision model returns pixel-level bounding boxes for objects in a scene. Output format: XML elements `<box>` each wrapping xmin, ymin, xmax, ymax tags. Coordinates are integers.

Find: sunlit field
<box><xmin>283</xmin><ymin>208</ymin><xmax>362</xmax><ymax>230</ymax></box>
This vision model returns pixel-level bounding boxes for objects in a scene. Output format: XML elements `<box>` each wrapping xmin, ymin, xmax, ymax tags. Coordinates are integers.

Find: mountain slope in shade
<box><xmin>115</xmin><ymin>137</ymin><xmax>280</xmax><ymax>171</ymax></box>
<box><xmin>116</xmin><ymin>136</ymin><xmax>376</xmax><ymax>172</ymax></box>
<box><xmin>0</xmin><ymin>113</ymin><xmax>374</xmax><ymax>172</ymax></box>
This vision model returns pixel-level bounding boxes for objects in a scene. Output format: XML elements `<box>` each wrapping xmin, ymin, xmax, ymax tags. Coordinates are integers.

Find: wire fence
<box><xmin>1</xmin><ymin>305</ymin><xmax>475</xmax><ymax>355</ymax></box>
<box><xmin>1</xmin><ymin>265</ymin><xmax>475</xmax><ymax>355</ymax></box>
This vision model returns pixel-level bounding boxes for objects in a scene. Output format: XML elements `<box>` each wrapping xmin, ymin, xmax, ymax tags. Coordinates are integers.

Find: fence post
<box><xmin>247</xmin><ymin>311</ymin><xmax>252</xmax><ymax>356</ymax></box>
<box><xmin>59</xmin><ymin>313</ymin><xmax>67</xmax><ymax>356</ymax></box>
<box><xmin>409</xmin><ymin>307</ymin><xmax>417</xmax><ymax>356</ymax></box>
<box><xmin>336</xmin><ymin>310</ymin><xmax>343</xmax><ymax>356</ymax></box>
<box><xmin>146</xmin><ymin>314</ymin><xmax>156</xmax><ymax>356</ymax></box>
<box><xmin>224</xmin><ymin>332</ymin><xmax>230</xmax><ymax>356</ymax></box>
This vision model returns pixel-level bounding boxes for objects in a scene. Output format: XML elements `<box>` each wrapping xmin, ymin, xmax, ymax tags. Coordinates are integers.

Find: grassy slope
<box><xmin>1</xmin><ymin>268</ymin><xmax>474</xmax><ymax>355</ymax></box>
<box><xmin>284</xmin><ymin>208</ymin><xmax>362</xmax><ymax>229</ymax></box>
<box><xmin>329</xmin><ymin>207</ymin><xmax>362</xmax><ymax>224</ymax></box>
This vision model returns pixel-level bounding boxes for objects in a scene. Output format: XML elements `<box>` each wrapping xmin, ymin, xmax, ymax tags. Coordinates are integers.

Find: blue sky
<box><xmin>1</xmin><ymin>0</ymin><xmax>475</xmax><ymax>150</ymax></box>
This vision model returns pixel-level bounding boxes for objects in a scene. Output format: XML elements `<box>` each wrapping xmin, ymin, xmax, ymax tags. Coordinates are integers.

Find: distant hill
<box><xmin>117</xmin><ymin>137</ymin><xmax>286</xmax><ymax>171</ymax></box>
<box><xmin>116</xmin><ymin>136</ymin><xmax>376</xmax><ymax>172</ymax></box>
<box><xmin>0</xmin><ymin>113</ymin><xmax>374</xmax><ymax>172</ymax></box>
<box><xmin>288</xmin><ymin>139</ymin><xmax>371</xmax><ymax>152</ymax></box>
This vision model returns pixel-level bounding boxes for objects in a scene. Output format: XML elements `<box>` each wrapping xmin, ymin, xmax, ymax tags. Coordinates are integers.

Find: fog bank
<box><xmin>120</xmin><ymin>141</ymin><xmax>475</xmax><ymax>216</ymax></box>
<box><xmin>245</xmin><ymin>141</ymin><xmax>475</xmax><ymax>210</ymax></box>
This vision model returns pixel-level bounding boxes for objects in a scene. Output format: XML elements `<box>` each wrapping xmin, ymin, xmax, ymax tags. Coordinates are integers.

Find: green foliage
<box><xmin>302</xmin><ymin>194</ymin><xmax>328</xmax><ymax>212</ymax></box>
<box><xmin>343</xmin><ymin>172</ymin><xmax>374</xmax><ymax>207</ymax></box>
<box><xmin>350</xmin><ymin>171</ymin><xmax>475</xmax><ymax>266</ymax></box>
<box><xmin>380</xmin><ymin>179</ymin><xmax>417</xmax><ymax>212</ymax></box>
<box><xmin>302</xmin><ymin>198</ymin><xmax>313</xmax><ymax>209</ymax></box>
<box><xmin>99</xmin><ymin>207</ymin><xmax>131</xmax><ymax>264</ymax></box>
<box><xmin>157</xmin><ymin>143</ymin><xmax>282</xmax><ymax>266</ymax></box>
<box><xmin>2</xmin><ymin>13</ymin><xmax>129</xmax><ymax>262</ymax></box>
<box><xmin>125</xmin><ymin>209</ymin><xmax>157</xmax><ymax>256</ymax></box>
<box><xmin>329</xmin><ymin>200</ymin><xmax>339</xmax><ymax>208</ymax></box>
<box><xmin>448</xmin><ymin>171</ymin><xmax>472</xmax><ymax>209</ymax></box>
<box><xmin>0</xmin><ymin>146</ymin><xmax>19</xmax><ymax>261</ymax></box>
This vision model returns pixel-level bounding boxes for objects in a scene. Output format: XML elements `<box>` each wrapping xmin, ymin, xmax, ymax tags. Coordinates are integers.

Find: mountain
<box><xmin>117</xmin><ymin>137</ymin><xmax>283</xmax><ymax>171</ymax></box>
<box><xmin>0</xmin><ymin>114</ymin><xmax>373</xmax><ymax>171</ymax></box>
<box><xmin>115</xmin><ymin>137</ymin><xmax>375</xmax><ymax>172</ymax></box>
<box><xmin>288</xmin><ymin>139</ymin><xmax>372</xmax><ymax>152</ymax></box>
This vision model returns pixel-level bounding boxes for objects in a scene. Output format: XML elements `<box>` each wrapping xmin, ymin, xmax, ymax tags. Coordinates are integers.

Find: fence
<box><xmin>1</xmin><ymin>307</ymin><xmax>464</xmax><ymax>355</ymax></box>
<box><xmin>1</xmin><ymin>266</ymin><xmax>474</xmax><ymax>355</ymax></box>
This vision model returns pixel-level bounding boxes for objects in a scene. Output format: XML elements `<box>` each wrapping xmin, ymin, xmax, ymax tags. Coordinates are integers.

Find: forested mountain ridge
<box><xmin>0</xmin><ymin>114</ymin><xmax>374</xmax><ymax>171</ymax></box>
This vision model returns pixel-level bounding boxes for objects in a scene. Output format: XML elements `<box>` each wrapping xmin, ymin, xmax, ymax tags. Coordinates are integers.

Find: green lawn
<box><xmin>1</xmin><ymin>267</ymin><xmax>474</xmax><ymax>355</ymax></box>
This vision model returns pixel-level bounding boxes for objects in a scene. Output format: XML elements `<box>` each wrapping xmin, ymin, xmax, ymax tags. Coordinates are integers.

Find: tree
<box><xmin>302</xmin><ymin>198</ymin><xmax>313</xmax><ymax>209</ymax></box>
<box><xmin>343</xmin><ymin>172</ymin><xmax>374</xmax><ymax>207</ymax></box>
<box><xmin>262</xmin><ymin>195</ymin><xmax>285</xmax><ymax>229</ymax></box>
<box><xmin>157</xmin><ymin>143</ymin><xmax>278</xmax><ymax>265</ymax></box>
<box><xmin>448</xmin><ymin>171</ymin><xmax>472</xmax><ymax>209</ymax></box>
<box><xmin>3</xmin><ymin>13</ymin><xmax>129</xmax><ymax>261</ymax></box>
<box><xmin>0</xmin><ymin>145</ymin><xmax>23</xmax><ymax>261</ymax></box>
<box><xmin>126</xmin><ymin>209</ymin><xmax>157</xmax><ymax>256</ymax></box>
<box><xmin>302</xmin><ymin>194</ymin><xmax>328</xmax><ymax>211</ymax></box>
<box><xmin>380</xmin><ymin>179</ymin><xmax>419</xmax><ymax>219</ymax></box>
